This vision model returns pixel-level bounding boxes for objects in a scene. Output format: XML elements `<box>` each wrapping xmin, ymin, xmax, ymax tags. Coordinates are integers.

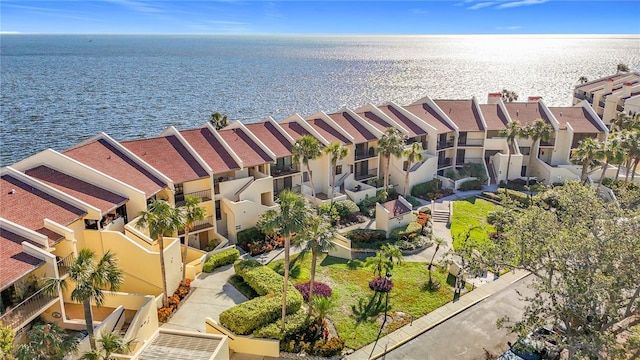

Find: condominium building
<box><xmin>572</xmin><ymin>72</ymin><xmax>640</xmax><ymax>125</ymax></box>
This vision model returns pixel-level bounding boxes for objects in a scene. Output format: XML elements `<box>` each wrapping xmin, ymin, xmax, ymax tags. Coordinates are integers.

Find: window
<box><xmin>335</xmin><ymin>165</ymin><xmax>342</xmax><ymax>175</ymax></box>
<box><xmin>303</xmin><ymin>171</ymin><xmax>311</xmax><ymax>182</ymax></box>
<box><xmin>215</xmin><ymin>200</ymin><xmax>222</xmax><ymax>220</ymax></box>
<box><xmin>519</xmin><ymin>147</ymin><xmax>531</xmax><ymax>155</ymax></box>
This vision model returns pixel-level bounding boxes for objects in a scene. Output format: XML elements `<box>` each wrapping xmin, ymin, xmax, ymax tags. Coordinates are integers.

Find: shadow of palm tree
<box><xmin>352</xmin><ymin>292</ymin><xmax>388</xmax><ymax>324</ymax></box>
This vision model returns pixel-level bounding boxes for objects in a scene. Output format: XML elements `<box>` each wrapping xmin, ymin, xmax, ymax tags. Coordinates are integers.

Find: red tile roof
<box><xmin>1</xmin><ymin>175</ymin><xmax>85</xmax><ymax>243</ymax></box>
<box><xmin>328</xmin><ymin>112</ymin><xmax>376</xmax><ymax>143</ymax></box>
<box><xmin>280</xmin><ymin>121</ymin><xmax>312</xmax><ymax>140</ymax></box>
<box><xmin>122</xmin><ymin>135</ymin><xmax>209</xmax><ymax>183</ymax></box>
<box><xmin>307</xmin><ymin>118</ymin><xmax>351</xmax><ymax>145</ymax></box>
<box><xmin>434</xmin><ymin>100</ymin><xmax>484</xmax><ymax>132</ymax></box>
<box><xmin>357</xmin><ymin>111</ymin><xmax>396</xmax><ymax>133</ymax></box>
<box><xmin>25</xmin><ymin>166</ymin><xmax>127</xmax><ymax>213</ymax></box>
<box><xmin>378</xmin><ymin>105</ymin><xmax>428</xmax><ymax>137</ymax></box>
<box><xmin>480</xmin><ymin>104</ymin><xmax>509</xmax><ymax>131</ymax></box>
<box><xmin>504</xmin><ymin>102</ymin><xmax>552</xmax><ymax>126</ymax></box>
<box><xmin>381</xmin><ymin>199</ymin><xmax>411</xmax><ymax>218</ymax></box>
<box><xmin>245</xmin><ymin>122</ymin><xmax>293</xmax><ymax>158</ymax></box>
<box><xmin>180</xmin><ymin>128</ymin><xmax>240</xmax><ymax>174</ymax></box>
<box><xmin>575</xmin><ymin>74</ymin><xmax>627</xmax><ymax>92</ymax></box>
<box><xmin>64</xmin><ymin>138</ymin><xmax>166</xmax><ymax>197</ymax></box>
<box><xmin>218</xmin><ymin>128</ymin><xmax>273</xmax><ymax>167</ymax></box>
<box><xmin>0</xmin><ymin>228</ymin><xmax>44</xmax><ymax>290</ymax></box>
<box><xmin>403</xmin><ymin>103</ymin><xmax>454</xmax><ymax>134</ymax></box>
<box><xmin>549</xmin><ymin>107</ymin><xmax>602</xmax><ymax>133</ymax></box>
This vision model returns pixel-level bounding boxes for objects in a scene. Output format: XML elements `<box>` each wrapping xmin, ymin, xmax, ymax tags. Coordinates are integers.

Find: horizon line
<box><xmin>2</xmin><ymin>32</ymin><xmax>639</xmax><ymax>36</ymax></box>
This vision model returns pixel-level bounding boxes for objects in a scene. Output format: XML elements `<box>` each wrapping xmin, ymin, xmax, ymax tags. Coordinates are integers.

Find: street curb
<box><xmin>364</xmin><ymin>271</ymin><xmax>531</xmax><ymax>360</ymax></box>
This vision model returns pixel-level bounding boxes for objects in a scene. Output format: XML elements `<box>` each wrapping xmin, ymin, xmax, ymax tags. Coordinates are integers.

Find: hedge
<box><xmin>411</xmin><ymin>179</ymin><xmax>442</xmax><ymax>198</ymax></box>
<box><xmin>390</xmin><ymin>221</ymin><xmax>422</xmax><ymax>241</ymax></box>
<box><xmin>236</xmin><ymin>227</ymin><xmax>265</xmax><ymax>247</ymax></box>
<box><xmin>202</xmin><ymin>248</ymin><xmax>240</xmax><ymax>273</ymax></box>
<box><xmin>253</xmin><ymin>309</ymin><xmax>314</xmax><ymax>340</ymax></box>
<box><xmin>220</xmin><ymin>260</ymin><xmax>303</xmax><ymax>335</ymax></box>
<box><xmin>336</xmin><ymin>200</ymin><xmax>360</xmax><ymax>219</ymax></box>
<box><xmin>458</xmin><ymin>179</ymin><xmax>483</xmax><ymax>191</ymax></box>
<box><xmin>345</xmin><ymin>229</ymin><xmax>387</xmax><ymax>243</ymax></box>
<box><xmin>497</xmin><ymin>188</ymin><xmax>530</xmax><ymax>207</ymax></box>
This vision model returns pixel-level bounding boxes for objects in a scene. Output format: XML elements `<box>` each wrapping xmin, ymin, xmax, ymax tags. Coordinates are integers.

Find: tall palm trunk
<box><xmin>308</xmin><ymin>247</ymin><xmax>318</xmax><ymax>315</ymax></box>
<box><xmin>632</xmin><ymin>158</ymin><xmax>639</xmax><ymax>181</ymax></box>
<box><xmin>625</xmin><ymin>158</ymin><xmax>632</xmax><ymax>182</ymax></box>
<box><xmin>330</xmin><ymin>168</ymin><xmax>336</xmax><ymax>206</ymax></box>
<box><xmin>384</xmin><ymin>155</ymin><xmax>391</xmax><ymax>191</ymax></box>
<box><xmin>581</xmin><ymin>160</ymin><xmax>589</xmax><ymax>184</ymax></box>
<box><xmin>282</xmin><ymin>235</ymin><xmax>290</xmax><ymax>330</ymax></box>
<box><xmin>306</xmin><ymin>163</ymin><xmax>317</xmax><ymax>198</ymax></box>
<box><xmin>181</xmin><ymin>225</ymin><xmax>192</xmax><ymax>284</ymax></box>
<box><xmin>158</xmin><ymin>235</ymin><xmax>169</xmax><ymax>308</ymax></box>
<box><xmin>616</xmin><ymin>162</ymin><xmax>622</xmax><ymax>181</ymax></box>
<box><xmin>598</xmin><ymin>160</ymin><xmax>610</xmax><ymax>190</ymax></box>
<box><xmin>505</xmin><ymin>141</ymin><xmax>513</xmax><ymax>182</ymax></box>
<box><xmin>84</xmin><ymin>299</ymin><xmax>96</xmax><ymax>350</ymax></box>
<box><xmin>403</xmin><ymin>159</ymin><xmax>413</xmax><ymax>197</ymax></box>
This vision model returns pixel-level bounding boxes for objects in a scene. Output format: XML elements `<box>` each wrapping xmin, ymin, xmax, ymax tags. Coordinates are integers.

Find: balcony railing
<box><xmin>355</xmin><ymin>151</ymin><xmax>376</xmax><ymax>161</ymax></box>
<box><xmin>0</xmin><ymin>287</ymin><xmax>58</xmax><ymax>330</ymax></box>
<box><xmin>176</xmin><ymin>189</ymin><xmax>212</xmax><ymax>206</ymax></box>
<box><xmin>438</xmin><ymin>158</ymin><xmax>452</xmax><ymax>168</ymax></box>
<box><xmin>354</xmin><ymin>168</ymin><xmax>378</xmax><ymax>181</ymax></box>
<box><xmin>437</xmin><ymin>142</ymin><xmax>455</xmax><ymax>150</ymax></box>
<box><xmin>271</xmin><ymin>165</ymin><xmax>300</xmax><ymax>178</ymax></box>
<box><xmin>57</xmin><ymin>253</ymin><xmax>75</xmax><ymax>277</ymax></box>
<box><xmin>178</xmin><ymin>215</ymin><xmax>214</xmax><ymax>235</ymax></box>
<box><xmin>457</xmin><ymin>139</ymin><xmax>484</xmax><ymax>147</ymax></box>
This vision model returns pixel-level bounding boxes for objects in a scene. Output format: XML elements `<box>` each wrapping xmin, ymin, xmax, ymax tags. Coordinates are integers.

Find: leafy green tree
<box><xmin>43</xmin><ymin>250</ymin><xmax>123</xmax><ymax>351</ymax></box>
<box><xmin>500</xmin><ymin>120</ymin><xmax>522</xmax><ymax>182</ymax></box>
<box><xmin>402</xmin><ymin>142</ymin><xmax>423</xmax><ymax>197</ymax></box>
<box><xmin>292</xmin><ymin>135</ymin><xmax>322</xmax><ymax>199</ymax></box>
<box><xmin>617</xmin><ymin>63</ymin><xmax>630</xmax><ymax>73</ymax></box>
<box><xmin>208</xmin><ymin>112</ymin><xmax>228</xmax><ymax>130</ymax></box>
<box><xmin>621</xmin><ymin>129</ymin><xmax>640</xmax><ymax>182</ymax></box>
<box><xmin>297</xmin><ymin>214</ymin><xmax>335</xmax><ymax>312</ymax></box>
<box><xmin>15</xmin><ymin>323</ymin><xmax>79</xmax><ymax>360</ymax></box>
<box><xmin>377</xmin><ymin>128</ymin><xmax>405</xmax><ymax>192</ymax></box>
<box><xmin>259</xmin><ymin>190</ymin><xmax>311</xmax><ymax>330</ymax></box>
<box><xmin>81</xmin><ymin>331</ymin><xmax>132</xmax><ymax>360</ymax></box>
<box><xmin>597</xmin><ymin>136</ymin><xmax>625</xmax><ymax>189</ymax></box>
<box><xmin>501</xmin><ymin>89</ymin><xmax>518</xmax><ymax>102</ymax></box>
<box><xmin>136</xmin><ymin>200</ymin><xmax>184</xmax><ymax>308</ymax></box>
<box><xmin>572</xmin><ymin>137</ymin><xmax>601</xmax><ymax>183</ymax></box>
<box><xmin>324</xmin><ymin>141</ymin><xmax>349</xmax><ymax>206</ymax></box>
<box><xmin>311</xmin><ymin>296</ymin><xmax>336</xmax><ymax>326</ymax></box>
<box><xmin>365</xmin><ymin>244</ymin><xmax>403</xmax><ymax>277</ymax></box>
<box><xmin>0</xmin><ymin>322</ymin><xmax>15</xmax><ymax>360</ymax></box>
<box><xmin>179</xmin><ymin>195</ymin><xmax>206</xmax><ymax>285</ymax></box>
<box><xmin>520</xmin><ymin>119</ymin><xmax>552</xmax><ymax>187</ymax></box>
<box><xmin>578</xmin><ymin>76</ymin><xmax>588</xmax><ymax>84</ymax></box>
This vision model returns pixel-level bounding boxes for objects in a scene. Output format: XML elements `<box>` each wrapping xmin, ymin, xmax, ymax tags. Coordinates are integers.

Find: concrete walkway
<box><xmin>345</xmin><ymin>270</ymin><xmax>531</xmax><ymax>360</ymax></box>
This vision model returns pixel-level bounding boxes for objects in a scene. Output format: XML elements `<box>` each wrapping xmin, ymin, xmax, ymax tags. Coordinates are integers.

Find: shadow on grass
<box><xmin>228</xmin><ymin>274</ymin><xmax>258</xmax><ymax>299</ymax></box>
<box><xmin>420</xmin><ymin>279</ymin><xmax>442</xmax><ymax>292</ymax></box>
<box><xmin>319</xmin><ymin>255</ymin><xmax>364</xmax><ymax>268</ymax></box>
<box><xmin>352</xmin><ymin>292</ymin><xmax>389</xmax><ymax>324</ymax></box>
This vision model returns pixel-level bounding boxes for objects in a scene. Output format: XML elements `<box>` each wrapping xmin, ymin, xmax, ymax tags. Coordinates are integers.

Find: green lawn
<box><xmin>267</xmin><ymin>254</ymin><xmax>454</xmax><ymax>350</ymax></box>
<box><xmin>450</xmin><ymin>197</ymin><xmax>498</xmax><ymax>249</ymax></box>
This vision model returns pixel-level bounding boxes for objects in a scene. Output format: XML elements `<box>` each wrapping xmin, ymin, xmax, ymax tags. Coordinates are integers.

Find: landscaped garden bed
<box><xmin>410</xmin><ymin>179</ymin><xmax>453</xmax><ymax>201</ymax></box>
<box><xmin>157</xmin><ymin>279</ymin><xmax>193</xmax><ymax>323</ymax></box>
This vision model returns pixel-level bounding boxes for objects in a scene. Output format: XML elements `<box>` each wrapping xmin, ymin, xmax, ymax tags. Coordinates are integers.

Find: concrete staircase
<box><xmin>430</xmin><ymin>202</ymin><xmax>450</xmax><ymax>224</ymax></box>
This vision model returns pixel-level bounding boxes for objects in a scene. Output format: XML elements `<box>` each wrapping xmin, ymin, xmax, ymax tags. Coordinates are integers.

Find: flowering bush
<box><xmin>168</xmin><ymin>294</ymin><xmax>180</xmax><ymax>307</ymax></box>
<box><xmin>294</xmin><ymin>281</ymin><xmax>332</xmax><ymax>302</ymax></box>
<box><xmin>369</xmin><ymin>276</ymin><xmax>393</xmax><ymax>293</ymax></box>
<box><xmin>176</xmin><ymin>285</ymin><xmax>190</xmax><ymax>299</ymax></box>
<box><xmin>157</xmin><ymin>307</ymin><xmax>173</xmax><ymax>323</ymax></box>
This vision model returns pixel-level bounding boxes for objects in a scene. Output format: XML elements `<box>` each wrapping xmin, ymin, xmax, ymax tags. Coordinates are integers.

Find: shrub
<box><xmin>390</xmin><ymin>221</ymin><xmax>422</xmax><ymax>241</ymax></box>
<box><xmin>237</xmin><ymin>227</ymin><xmax>265</xmax><ymax>248</ymax></box>
<box><xmin>312</xmin><ymin>337</ymin><xmax>345</xmax><ymax>357</ymax></box>
<box><xmin>395</xmin><ymin>235</ymin><xmax>432</xmax><ymax>251</ymax></box>
<box><xmin>411</xmin><ymin>179</ymin><xmax>442</xmax><ymax>198</ymax></box>
<box><xmin>253</xmin><ymin>309</ymin><xmax>315</xmax><ymax>340</ymax></box>
<box><xmin>202</xmin><ymin>248</ymin><xmax>240</xmax><ymax>273</ymax></box>
<box><xmin>345</xmin><ymin>229</ymin><xmax>387</xmax><ymax>243</ymax></box>
<box><xmin>601</xmin><ymin>177</ymin><xmax>614</xmax><ymax>187</ymax></box>
<box><xmin>157</xmin><ymin>307</ymin><xmax>173</xmax><ymax>323</ymax></box>
<box><xmin>369</xmin><ymin>276</ymin><xmax>393</xmax><ymax>293</ymax></box>
<box><xmin>294</xmin><ymin>281</ymin><xmax>333</xmax><ymax>302</ymax></box>
<box><xmin>336</xmin><ymin>200</ymin><xmax>360</xmax><ymax>219</ymax></box>
<box><xmin>318</xmin><ymin>202</ymin><xmax>340</xmax><ymax>223</ymax></box>
<box><xmin>175</xmin><ymin>284</ymin><xmax>190</xmax><ymax>299</ymax></box>
<box><xmin>405</xmin><ymin>196</ymin><xmax>421</xmax><ymax>208</ymax></box>
<box><xmin>480</xmin><ymin>191</ymin><xmax>502</xmax><ymax>202</ymax></box>
<box><xmin>497</xmin><ymin>188</ymin><xmax>530</xmax><ymax>207</ymax></box>
<box><xmin>458</xmin><ymin>179</ymin><xmax>483</xmax><ymax>191</ymax></box>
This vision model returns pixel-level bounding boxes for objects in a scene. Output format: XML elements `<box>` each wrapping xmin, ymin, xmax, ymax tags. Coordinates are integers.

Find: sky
<box><xmin>1</xmin><ymin>0</ymin><xmax>639</xmax><ymax>35</ymax></box>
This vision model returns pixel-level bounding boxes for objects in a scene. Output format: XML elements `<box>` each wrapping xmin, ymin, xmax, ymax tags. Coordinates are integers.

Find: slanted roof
<box><xmin>180</xmin><ymin>128</ymin><xmax>240</xmax><ymax>174</ymax></box>
<box><xmin>307</xmin><ymin>118</ymin><xmax>351</xmax><ymax>145</ymax></box>
<box><xmin>64</xmin><ymin>138</ymin><xmax>166</xmax><ymax>197</ymax></box>
<box><xmin>379</xmin><ymin>105</ymin><xmax>427</xmax><ymax>137</ymax></box>
<box><xmin>122</xmin><ymin>135</ymin><xmax>209</xmax><ymax>183</ymax></box>
<box><xmin>549</xmin><ymin>107</ymin><xmax>602</xmax><ymax>133</ymax></box>
<box><xmin>25</xmin><ymin>166</ymin><xmax>127</xmax><ymax>213</ymax></box>
<box><xmin>381</xmin><ymin>199</ymin><xmax>411</xmax><ymax>218</ymax></box>
<box><xmin>327</xmin><ymin>112</ymin><xmax>376</xmax><ymax>143</ymax></box>
<box><xmin>245</xmin><ymin>122</ymin><xmax>293</xmax><ymax>158</ymax></box>
<box><xmin>480</xmin><ymin>104</ymin><xmax>509</xmax><ymax>131</ymax></box>
<box><xmin>0</xmin><ymin>228</ymin><xmax>44</xmax><ymax>290</ymax></box>
<box><xmin>504</xmin><ymin>102</ymin><xmax>552</xmax><ymax>126</ymax></box>
<box><xmin>218</xmin><ymin>128</ymin><xmax>273</xmax><ymax>167</ymax></box>
<box><xmin>575</xmin><ymin>74</ymin><xmax>628</xmax><ymax>92</ymax></box>
<box><xmin>1</xmin><ymin>175</ymin><xmax>85</xmax><ymax>244</ymax></box>
<box><xmin>357</xmin><ymin>111</ymin><xmax>396</xmax><ymax>133</ymax></box>
<box><xmin>403</xmin><ymin>103</ymin><xmax>454</xmax><ymax>134</ymax></box>
<box><xmin>280</xmin><ymin>121</ymin><xmax>312</xmax><ymax>140</ymax></box>
<box><xmin>434</xmin><ymin>100</ymin><xmax>484</xmax><ymax>132</ymax></box>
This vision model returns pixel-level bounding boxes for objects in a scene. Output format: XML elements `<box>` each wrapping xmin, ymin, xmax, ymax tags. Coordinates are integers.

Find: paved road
<box><xmin>384</xmin><ymin>275</ymin><xmax>534</xmax><ymax>360</ymax></box>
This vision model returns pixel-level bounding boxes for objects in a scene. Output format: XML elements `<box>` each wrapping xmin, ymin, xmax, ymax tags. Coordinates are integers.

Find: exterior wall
<box><xmin>375</xmin><ymin>197</ymin><xmax>415</xmax><ymax>238</ymax></box>
<box><xmin>206</xmin><ymin>318</ymin><xmax>278</xmax><ymax>358</ymax></box>
<box><xmin>492</xmin><ymin>153</ymin><xmax>524</xmax><ymax>182</ymax></box>
<box><xmin>343</xmin><ymin>174</ymin><xmax>377</xmax><ymax>204</ymax></box>
<box><xmin>531</xmin><ymin>158</ymin><xmax>580</xmax><ymax>184</ymax></box>
<box><xmin>125</xmin><ymin>295</ymin><xmax>160</xmax><ymax>353</ymax></box>
<box><xmin>624</xmin><ymin>95</ymin><xmax>640</xmax><ymax>115</ymax></box>
<box><xmin>329</xmin><ymin>234</ymin><xmax>352</xmax><ymax>260</ymax></box>
<box><xmin>552</xmin><ymin>128</ymin><xmax>573</xmax><ymax>165</ymax></box>
<box><xmin>221</xmin><ymin>197</ymin><xmax>278</xmax><ymax>242</ymax></box>
<box><xmin>238</xmin><ymin>176</ymin><xmax>274</xmax><ymax>205</ymax></box>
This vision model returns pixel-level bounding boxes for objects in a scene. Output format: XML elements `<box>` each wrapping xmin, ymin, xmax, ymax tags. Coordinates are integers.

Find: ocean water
<box><xmin>1</xmin><ymin>34</ymin><xmax>638</xmax><ymax>166</ymax></box>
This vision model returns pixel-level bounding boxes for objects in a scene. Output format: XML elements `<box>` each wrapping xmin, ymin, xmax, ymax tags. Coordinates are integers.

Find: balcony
<box><xmin>437</xmin><ymin>142</ymin><xmax>455</xmax><ymax>150</ymax></box>
<box><xmin>176</xmin><ymin>189</ymin><xmax>212</xmax><ymax>206</ymax></box>
<box><xmin>0</xmin><ymin>287</ymin><xmax>58</xmax><ymax>330</ymax></box>
<box><xmin>270</xmin><ymin>165</ymin><xmax>300</xmax><ymax>178</ymax></box>
<box><xmin>57</xmin><ymin>253</ymin><xmax>75</xmax><ymax>278</ymax></box>
<box><xmin>213</xmin><ymin>176</ymin><xmax>234</xmax><ymax>194</ymax></box>
<box><xmin>438</xmin><ymin>158</ymin><xmax>452</xmax><ymax>169</ymax></box>
<box><xmin>178</xmin><ymin>215</ymin><xmax>214</xmax><ymax>235</ymax></box>
<box><xmin>354</xmin><ymin>168</ymin><xmax>378</xmax><ymax>181</ymax></box>
<box><xmin>355</xmin><ymin>150</ymin><xmax>377</xmax><ymax>161</ymax></box>
<box><xmin>457</xmin><ymin>139</ymin><xmax>484</xmax><ymax>147</ymax></box>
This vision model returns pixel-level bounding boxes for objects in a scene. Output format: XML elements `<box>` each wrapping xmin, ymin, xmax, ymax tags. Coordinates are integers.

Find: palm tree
<box><xmin>597</xmin><ymin>136</ymin><xmax>625</xmax><ymax>189</ymax></box>
<box><xmin>179</xmin><ymin>195</ymin><xmax>207</xmax><ymax>285</ymax></box>
<box><xmin>259</xmin><ymin>190</ymin><xmax>310</xmax><ymax>330</ymax></box>
<box><xmin>377</xmin><ymin>128</ymin><xmax>405</xmax><ymax>192</ymax></box>
<box><xmin>427</xmin><ymin>237</ymin><xmax>445</xmax><ymax>288</ymax></box>
<box><xmin>81</xmin><ymin>331</ymin><xmax>132</xmax><ymax>360</ymax></box>
<box><xmin>617</xmin><ymin>63</ymin><xmax>630</xmax><ymax>73</ymax></box>
<box><xmin>381</xmin><ymin>244</ymin><xmax>404</xmax><ymax>268</ymax></box>
<box><xmin>572</xmin><ymin>138</ymin><xmax>601</xmax><ymax>183</ymax></box>
<box><xmin>578</xmin><ymin>76</ymin><xmax>588</xmax><ymax>84</ymax></box>
<box><xmin>402</xmin><ymin>142</ymin><xmax>423</xmax><ymax>197</ymax></box>
<box><xmin>310</xmin><ymin>296</ymin><xmax>336</xmax><ymax>327</ymax></box>
<box><xmin>297</xmin><ymin>214</ymin><xmax>335</xmax><ymax>312</ymax></box>
<box><xmin>621</xmin><ymin>130</ymin><xmax>640</xmax><ymax>182</ymax></box>
<box><xmin>43</xmin><ymin>250</ymin><xmax>123</xmax><ymax>351</ymax></box>
<box><xmin>209</xmin><ymin>112</ymin><xmax>228</xmax><ymax>130</ymax></box>
<box><xmin>520</xmin><ymin>119</ymin><xmax>552</xmax><ymax>187</ymax></box>
<box><xmin>292</xmin><ymin>135</ymin><xmax>322</xmax><ymax>199</ymax></box>
<box><xmin>136</xmin><ymin>200</ymin><xmax>184</xmax><ymax>308</ymax></box>
<box><xmin>15</xmin><ymin>323</ymin><xmax>79</xmax><ymax>360</ymax></box>
<box><xmin>500</xmin><ymin>120</ymin><xmax>521</xmax><ymax>182</ymax></box>
<box><xmin>501</xmin><ymin>89</ymin><xmax>518</xmax><ymax>102</ymax></box>
<box><xmin>366</xmin><ymin>244</ymin><xmax>403</xmax><ymax>276</ymax></box>
<box><xmin>324</xmin><ymin>141</ymin><xmax>348</xmax><ymax>206</ymax></box>
<box><xmin>611</xmin><ymin>112</ymin><xmax>631</xmax><ymax>133</ymax></box>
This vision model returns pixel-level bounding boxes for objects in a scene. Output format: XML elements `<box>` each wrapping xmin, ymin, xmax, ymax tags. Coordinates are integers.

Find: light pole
<box><xmin>370</xmin><ymin>272</ymin><xmax>393</xmax><ymax>360</ymax></box>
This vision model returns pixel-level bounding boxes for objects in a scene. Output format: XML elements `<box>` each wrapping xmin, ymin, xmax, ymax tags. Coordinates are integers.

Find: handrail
<box><xmin>234</xmin><ymin>178</ymin><xmax>254</xmax><ymax>200</ymax></box>
<box><xmin>0</xmin><ymin>287</ymin><xmax>57</xmax><ymax>329</ymax></box>
<box><xmin>176</xmin><ymin>189</ymin><xmax>212</xmax><ymax>206</ymax></box>
<box><xmin>57</xmin><ymin>253</ymin><xmax>75</xmax><ymax>277</ymax></box>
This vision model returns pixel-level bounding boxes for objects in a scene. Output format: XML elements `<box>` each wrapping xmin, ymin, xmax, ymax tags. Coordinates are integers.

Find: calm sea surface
<box><xmin>1</xmin><ymin>34</ymin><xmax>639</xmax><ymax>166</ymax></box>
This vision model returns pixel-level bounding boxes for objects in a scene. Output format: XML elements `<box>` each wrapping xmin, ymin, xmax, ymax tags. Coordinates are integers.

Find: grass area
<box><xmin>267</xmin><ymin>254</ymin><xmax>454</xmax><ymax>350</ymax></box>
<box><xmin>450</xmin><ymin>197</ymin><xmax>499</xmax><ymax>249</ymax></box>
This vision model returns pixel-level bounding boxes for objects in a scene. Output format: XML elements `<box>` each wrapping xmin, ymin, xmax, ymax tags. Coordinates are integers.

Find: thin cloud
<box><xmin>496</xmin><ymin>0</ymin><xmax>549</xmax><ymax>9</ymax></box>
<box><xmin>105</xmin><ymin>0</ymin><xmax>163</xmax><ymax>13</ymax></box>
<box><xmin>496</xmin><ymin>26</ymin><xmax>522</xmax><ymax>30</ymax></box>
<box><xmin>1</xmin><ymin>3</ymin><xmax>103</xmax><ymax>21</ymax></box>
<box><xmin>468</xmin><ymin>2</ymin><xmax>498</xmax><ymax>10</ymax></box>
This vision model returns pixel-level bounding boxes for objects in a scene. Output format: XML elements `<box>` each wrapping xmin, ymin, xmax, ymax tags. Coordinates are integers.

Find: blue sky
<box><xmin>1</xmin><ymin>1</ymin><xmax>639</xmax><ymax>34</ymax></box>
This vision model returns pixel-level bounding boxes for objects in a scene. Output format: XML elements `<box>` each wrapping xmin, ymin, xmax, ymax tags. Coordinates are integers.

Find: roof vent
<box><xmin>560</xmin><ymin>112</ymin><xmax>563</xmax><ymax>117</ymax></box>
<box><xmin>107</xmin><ymin>155</ymin><xmax>111</xmax><ymax>159</ymax></box>
<box><xmin>8</xmin><ymin>189</ymin><xmax>16</xmax><ymax>194</ymax></box>
<box><xmin>516</xmin><ymin>110</ymin><xmax>519</xmax><ymax>117</ymax></box>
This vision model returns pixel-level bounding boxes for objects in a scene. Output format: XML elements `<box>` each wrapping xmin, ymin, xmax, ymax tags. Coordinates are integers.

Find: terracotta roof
<box><xmin>378</xmin><ymin>105</ymin><xmax>427</xmax><ymax>137</ymax></box>
<box><xmin>0</xmin><ymin>228</ymin><xmax>45</xmax><ymax>290</ymax></box>
<box><xmin>218</xmin><ymin>128</ymin><xmax>273</xmax><ymax>167</ymax></box>
<box><xmin>64</xmin><ymin>138</ymin><xmax>166</xmax><ymax>197</ymax></box>
<box><xmin>180</xmin><ymin>128</ymin><xmax>240</xmax><ymax>174</ymax></box>
<box><xmin>122</xmin><ymin>135</ymin><xmax>209</xmax><ymax>183</ymax></box>
<box><xmin>280</xmin><ymin>121</ymin><xmax>312</xmax><ymax>140</ymax></box>
<box><xmin>504</xmin><ymin>102</ymin><xmax>552</xmax><ymax>126</ymax></box>
<box><xmin>357</xmin><ymin>111</ymin><xmax>396</xmax><ymax>133</ymax></box>
<box><xmin>434</xmin><ymin>100</ymin><xmax>484</xmax><ymax>132</ymax></box>
<box><xmin>549</xmin><ymin>107</ymin><xmax>602</xmax><ymax>133</ymax></box>
<box><xmin>381</xmin><ymin>199</ymin><xmax>411</xmax><ymax>218</ymax></box>
<box><xmin>480</xmin><ymin>104</ymin><xmax>509</xmax><ymax>131</ymax></box>
<box><xmin>575</xmin><ymin>74</ymin><xmax>628</xmax><ymax>92</ymax></box>
<box><xmin>245</xmin><ymin>122</ymin><xmax>293</xmax><ymax>158</ymax></box>
<box><xmin>1</xmin><ymin>175</ymin><xmax>85</xmax><ymax>243</ymax></box>
<box><xmin>328</xmin><ymin>112</ymin><xmax>376</xmax><ymax>143</ymax></box>
<box><xmin>25</xmin><ymin>166</ymin><xmax>127</xmax><ymax>213</ymax></box>
<box><xmin>307</xmin><ymin>118</ymin><xmax>351</xmax><ymax>145</ymax></box>
<box><xmin>403</xmin><ymin>103</ymin><xmax>454</xmax><ymax>134</ymax></box>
